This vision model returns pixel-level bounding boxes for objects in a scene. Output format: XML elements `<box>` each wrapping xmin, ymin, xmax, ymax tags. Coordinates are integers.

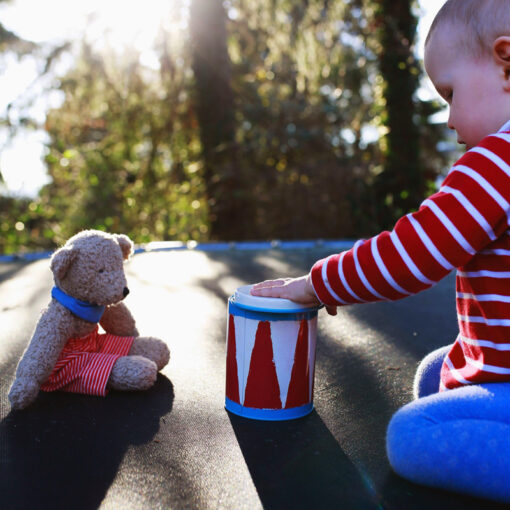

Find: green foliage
<box><xmin>0</xmin><ymin>196</ymin><xmax>42</xmax><ymax>254</ymax></box>
<box><xmin>0</xmin><ymin>0</ymin><xmax>449</xmax><ymax>253</ymax></box>
<box><xmin>38</xmin><ymin>33</ymin><xmax>209</xmax><ymax>247</ymax></box>
<box><xmin>226</xmin><ymin>0</ymin><xmax>393</xmax><ymax>237</ymax></box>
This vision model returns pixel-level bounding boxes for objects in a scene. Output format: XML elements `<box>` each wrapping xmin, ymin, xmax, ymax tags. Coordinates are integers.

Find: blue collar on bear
<box><xmin>51</xmin><ymin>286</ymin><xmax>105</xmax><ymax>323</ymax></box>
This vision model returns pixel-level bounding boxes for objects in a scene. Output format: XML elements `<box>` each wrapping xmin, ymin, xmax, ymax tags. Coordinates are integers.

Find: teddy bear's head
<box><xmin>50</xmin><ymin>230</ymin><xmax>134</xmax><ymax>306</ymax></box>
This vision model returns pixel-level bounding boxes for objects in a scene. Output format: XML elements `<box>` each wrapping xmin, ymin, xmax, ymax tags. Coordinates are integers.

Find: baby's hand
<box><xmin>251</xmin><ymin>275</ymin><xmax>337</xmax><ymax>316</ymax></box>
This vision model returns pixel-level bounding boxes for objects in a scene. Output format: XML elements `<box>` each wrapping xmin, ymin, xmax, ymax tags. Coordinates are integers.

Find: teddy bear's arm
<box><xmin>9</xmin><ymin>304</ymin><xmax>72</xmax><ymax>409</ymax></box>
<box><xmin>100</xmin><ymin>302</ymin><xmax>139</xmax><ymax>336</ymax></box>
<box><xmin>15</xmin><ymin>305</ymin><xmax>72</xmax><ymax>383</ymax></box>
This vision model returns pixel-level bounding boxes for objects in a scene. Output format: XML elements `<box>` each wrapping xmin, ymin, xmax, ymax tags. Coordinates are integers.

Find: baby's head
<box><xmin>424</xmin><ymin>0</ymin><xmax>510</xmax><ymax>149</ymax></box>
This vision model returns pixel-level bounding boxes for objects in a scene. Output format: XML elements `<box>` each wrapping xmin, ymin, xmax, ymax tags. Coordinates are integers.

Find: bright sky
<box><xmin>0</xmin><ymin>0</ymin><xmax>446</xmax><ymax>197</ymax></box>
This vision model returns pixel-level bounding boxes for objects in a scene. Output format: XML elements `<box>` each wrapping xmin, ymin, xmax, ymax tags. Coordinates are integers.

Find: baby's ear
<box><xmin>494</xmin><ymin>36</ymin><xmax>510</xmax><ymax>88</ymax></box>
<box><xmin>50</xmin><ymin>246</ymin><xmax>77</xmax><ymax>280</ymax></box>
<box><xmin>115</xmin><ymin>234</ymin><xmax>134</xmax><ymax>261</ymax></box>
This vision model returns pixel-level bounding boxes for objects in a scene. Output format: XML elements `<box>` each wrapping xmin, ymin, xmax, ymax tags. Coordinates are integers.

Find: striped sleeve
<box><xmin>310</xmin><ymin>132</ymin><xmax>510</xmax><ymax>307</ymax></box>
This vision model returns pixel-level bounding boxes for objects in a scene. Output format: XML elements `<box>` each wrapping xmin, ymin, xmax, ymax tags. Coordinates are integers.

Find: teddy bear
<box><xmin>8</xmin><ymin>229</ymin><xmax>170</xmax><ymax>410</ymax></box>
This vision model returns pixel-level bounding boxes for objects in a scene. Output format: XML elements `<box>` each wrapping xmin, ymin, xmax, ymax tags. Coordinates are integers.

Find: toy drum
<box><xmin>225</xmin><ymin>285</ymin><xmax>321</xmax><ymax>421</ymax></box>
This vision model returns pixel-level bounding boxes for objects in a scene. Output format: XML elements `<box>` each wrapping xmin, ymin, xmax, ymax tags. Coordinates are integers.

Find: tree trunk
<box><xmin>374</xmin><ymin>0</ymin><xmax>422</xmax><ymax>229</ymax></box>
<box><xmin>190</xmin><ymin>0</ymin><xmax>245</xmax><ymax>240</ymax></box>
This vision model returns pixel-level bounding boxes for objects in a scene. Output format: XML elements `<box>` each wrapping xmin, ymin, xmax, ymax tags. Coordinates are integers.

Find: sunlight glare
<box><xmin>0</xmin><ymin>0</ymin><xmax>180</xmax><ymax>53</ymax></box>
<box><xmin>88</xmin><ymin>0</ymin><xmax>175</xmax><ymax>54</ymax></box>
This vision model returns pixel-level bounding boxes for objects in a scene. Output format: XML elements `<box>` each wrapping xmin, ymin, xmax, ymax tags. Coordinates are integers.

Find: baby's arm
<box><xmin>251</xmin><ymin>275</ymin><xmax>338</xmax><ymax>315</ymax></box>
<box><xmin>254</xmin><ymin>133</ymin><xmax>510</xmax><ymax>310</ymax></box>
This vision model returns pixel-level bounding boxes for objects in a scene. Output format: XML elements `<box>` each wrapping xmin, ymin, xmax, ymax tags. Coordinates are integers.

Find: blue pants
<box><xmin>386</xmin><ymin>345</ymin><xmax>510</xmax><ymax>503</ymax></box>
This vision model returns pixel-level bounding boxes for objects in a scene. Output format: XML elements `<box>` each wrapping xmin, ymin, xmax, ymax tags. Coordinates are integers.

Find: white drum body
<box><xmin>225</xmin><ymin>285</ymin><xmax>320</xmax><ymax>420</ymax></box>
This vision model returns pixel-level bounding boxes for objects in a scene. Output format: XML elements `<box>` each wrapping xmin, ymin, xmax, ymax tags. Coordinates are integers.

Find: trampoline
<box><xmin>1</xmin><ymin>244</ymin><xmax>506</xmax><ymax>509</ymax></box>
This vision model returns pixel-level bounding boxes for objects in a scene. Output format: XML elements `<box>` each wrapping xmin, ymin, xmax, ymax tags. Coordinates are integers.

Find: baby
<box><xmin>252</xmin><ymin>0</ymin><xmax>510</xmax><ymax>503</ymax></box>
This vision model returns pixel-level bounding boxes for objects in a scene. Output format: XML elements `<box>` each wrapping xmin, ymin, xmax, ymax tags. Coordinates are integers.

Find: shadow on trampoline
<box><xmin>229</xmin><ymin>405</ymin><xmax>510</xmax><ymax>510</ymax></box>
<box><xmin>228</xmin><ymin>409</ymin><xmax>383</xmax><ymax>510</ymax></box>
<box><xmin>0</xmin><ymin>375</ymin><xmax>174</xmax><ymax>510</ymax></box>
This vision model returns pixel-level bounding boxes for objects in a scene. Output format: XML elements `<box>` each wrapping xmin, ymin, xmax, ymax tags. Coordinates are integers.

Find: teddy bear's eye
<box><xmin>98</xmin><ymin>269</ymin><xmax>105</xmax><ymax>274</ymax></box>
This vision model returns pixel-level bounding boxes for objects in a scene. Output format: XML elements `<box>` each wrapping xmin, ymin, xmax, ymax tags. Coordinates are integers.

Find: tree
<box><xmin>0</xmin><ymin>0</ymin><xmax>451</xmax><ymax>254</ymax></box>
<box><xmin>39</xmin><ymin>36</ymin><xmax>208</xmax><ymax>246</ymax></box>
<box><xmin>372</xmin><ymin>0</ymin><xmax>423</xmax><ymax>228</ymax></box>
<box><xmin>225</xmin><ymin>0</ymin><xmax>388</xmax><ymax>238</ymax></box>
<box><xmin>189</xmin><ymin>0</ymin><xmax>248</xmax><ymax>240</ymax></box>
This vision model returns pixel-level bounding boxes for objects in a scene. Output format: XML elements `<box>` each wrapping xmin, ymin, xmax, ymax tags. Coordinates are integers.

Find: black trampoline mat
<box><xmin>1</xmin><ymin>248</ymin><xmax>507</xmax><ymax>509</ymax></box>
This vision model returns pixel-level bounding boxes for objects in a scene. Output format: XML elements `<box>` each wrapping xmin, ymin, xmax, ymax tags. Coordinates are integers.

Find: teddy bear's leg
<box><xmin>129</xmin><ymin>337</ymin><xmax>170</xmax><ymax>371</ymax></box>
<box><xmin>108</xmin><ymin>355</ymin><xmax>157</xmax><ymax>391</ymax></box>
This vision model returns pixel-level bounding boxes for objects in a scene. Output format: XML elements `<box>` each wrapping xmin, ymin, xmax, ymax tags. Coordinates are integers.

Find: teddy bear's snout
<box><xmin>123</xmin><ymin>287</ymin><xmax>130</xmax><ymax>298</ymax></box>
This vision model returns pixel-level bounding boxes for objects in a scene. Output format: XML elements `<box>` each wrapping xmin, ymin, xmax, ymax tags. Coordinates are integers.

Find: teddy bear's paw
<box><xmin>8</xmin><ymin>377</ymin><xmax>40</xmax><ymax>410</ymax></box>
<box><xmin>108</xmin><ymin>355</ymin><xmax>158</xmax><ymax>391</ymax></box>
<box><xmin>129</xmin><ymin>337</ymin><xmax>170</xmax><ymax>371</ymax></box>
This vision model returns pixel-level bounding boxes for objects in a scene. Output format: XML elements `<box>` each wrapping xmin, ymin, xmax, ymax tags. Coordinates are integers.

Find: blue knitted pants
<box><xmin>386</xmin><ymin>345</ymin><xmax>510</xmax><ymax>503</ymax></box>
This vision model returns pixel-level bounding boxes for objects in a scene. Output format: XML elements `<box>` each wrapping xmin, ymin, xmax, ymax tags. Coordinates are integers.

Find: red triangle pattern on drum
<box><xmin>225</xmin><ymin>314</ymin><xmax>240</xmax><ymax>403</ymax></box>
<box><xmin>244</xmin><ymin>321</ymin><xmax>282</xmax><ymax>409</ymax></box>
<box><xmin>285</xmin><ymin>319</ymin><xmax>310</xmax><ymax>408</ymax></box>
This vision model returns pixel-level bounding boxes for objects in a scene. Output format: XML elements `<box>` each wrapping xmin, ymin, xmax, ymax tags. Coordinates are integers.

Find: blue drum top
<box><xmin>229</xmin><ymin>284</ymin><xmax>322</xmax><ymax>319</ymax></box>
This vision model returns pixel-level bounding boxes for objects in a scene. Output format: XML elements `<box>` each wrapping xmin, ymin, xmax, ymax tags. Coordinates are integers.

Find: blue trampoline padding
<box><xmin>225</xmin><ymin>398</ymin><xmax>314</xmax><ymax>421</ymax></box>
<box><xmin>228</xmin><ymin>299</ymin><xmax>318</xmax><ymax>321</ymax></box>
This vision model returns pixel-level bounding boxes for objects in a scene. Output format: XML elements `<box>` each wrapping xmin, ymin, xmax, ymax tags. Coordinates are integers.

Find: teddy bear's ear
<box><xmin>115</xmin><ymin>234</ymin><xmax>134</xmax><ymax>260</ymax></box>
<box><xmin>50</xmin><ymin>246</ymin><xmax>77</xmax><ymax>280</ymax></box>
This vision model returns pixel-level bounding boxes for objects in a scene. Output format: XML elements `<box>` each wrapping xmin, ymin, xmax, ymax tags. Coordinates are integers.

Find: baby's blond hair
<box><xmin>426</xmin><ymin>0</ymin><xmax>510</xmax><ymax>57</ymax></box>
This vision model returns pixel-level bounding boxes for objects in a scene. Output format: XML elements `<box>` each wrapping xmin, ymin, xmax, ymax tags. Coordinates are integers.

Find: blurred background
<box><xmin>0</xmin><ymin>0</ymin><xmax>456</xmax><ymax>254</ymax></box>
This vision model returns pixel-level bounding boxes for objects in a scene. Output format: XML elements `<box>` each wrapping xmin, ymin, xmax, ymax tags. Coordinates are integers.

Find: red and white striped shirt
<box><xmin>310</xmin><ymin>121</ymin><xmax>510</xmax><ymax>391</ymax></box>
<box><xmin>41</xmin><ymin>326</ymin><xmax>134</xmax><ymax>396</ymax></box>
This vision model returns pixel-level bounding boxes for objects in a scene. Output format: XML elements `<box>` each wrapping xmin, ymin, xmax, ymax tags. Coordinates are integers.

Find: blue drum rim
<box><xmin>225</xmin><ymin>397</ymin><xmax>314</xmax><ymax>421</ymax></box>
<box><xmin>228</xmin><ymin>298</ymin><xmax>320</xmax><ymax>321</ymax></box>
<box><xmin>233</xmin><ymin>284</ymin><xmax>322</xmax><ymax>314</ymax></box>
